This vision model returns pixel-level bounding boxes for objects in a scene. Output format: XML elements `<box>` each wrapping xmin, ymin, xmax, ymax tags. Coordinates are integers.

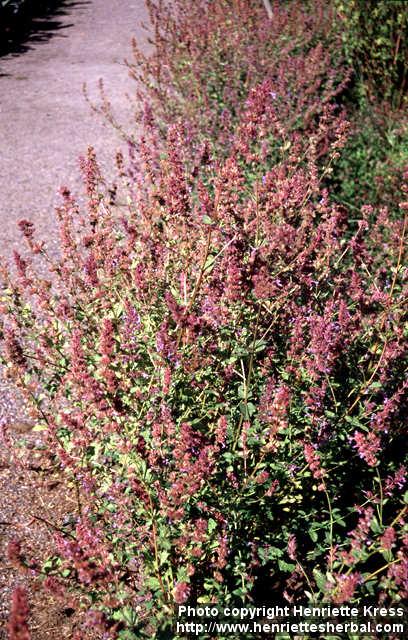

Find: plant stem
<box><xmin>262</xmin><ymin>0</ymin><xmax>273</xmax><ymax>20</ymax></box>
<box><xmin>323</xmin><ymin>484</ymin><xmax>334</xmax><ymax>569</ymax></box>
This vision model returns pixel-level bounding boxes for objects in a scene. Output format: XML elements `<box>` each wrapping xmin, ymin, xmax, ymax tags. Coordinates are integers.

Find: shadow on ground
<box><xmin>0</xmin><ymin>0</ymin><xmax>90</xmax><ymax>57</ymax></box>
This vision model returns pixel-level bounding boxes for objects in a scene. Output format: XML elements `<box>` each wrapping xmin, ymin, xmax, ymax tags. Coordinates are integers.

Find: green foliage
<box><xmin>327</xmin><ymin>2</ymin><xmax>408</xmax><ymax>213</ymax></box>
<box><xmin>330</xmin><ymin>104</ymin><xmax>408</xmax><ymax>210</ymax></box>
<box><xmin>334</xmin><ymin>0</ymin><xmax>408</xmax><ymax>105</ymax></box>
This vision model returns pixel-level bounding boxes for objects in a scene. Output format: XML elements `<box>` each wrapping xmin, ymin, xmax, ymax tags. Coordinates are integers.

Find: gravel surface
<box><xmin>0</xmin><ymin>428</ymin><xmax>78</xmax><ymax>639</ymax></box>
<box><xmin>0</xmin><ymin>0</ymin><xmax>148</xmax><ymax>634</ymax></box>
<box><xmin>0</xmin><ymin>0</ymin><xmax>147</xmax><ymax>257</ymax></box>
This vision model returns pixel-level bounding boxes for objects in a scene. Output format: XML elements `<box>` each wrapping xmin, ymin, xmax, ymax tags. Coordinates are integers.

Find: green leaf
<box><xmin>197</xmin><ymin>596</ymin><xmax>212</xmax><ymax>603</ymax></box>
<box><xmin>32</xmin><ymin>423</ymin><xmax>47</xmax><ymax>432</ymax></box>
<box><xmin>208</xmin><ymin>518</ymin><xmax>217</xmax><ymax>534</ymax></box>
<box><xmin>277</xmin><ymin>559</ymin><xmax>296</xmax><ymax>573</ymax></box>
<box><xmin>313</xmin><ymin>569</ymin><xmax>327</xmax><ymax>592</ymax></box>
<box><xmin>370</xmin><ymin>516</ymin><xmax>381</xmax><ymax>534</ymax></box>
<box><xmin>145</xmin><ymin>577</ymin><xmax>161</xmax><ymax>591</ymax></box>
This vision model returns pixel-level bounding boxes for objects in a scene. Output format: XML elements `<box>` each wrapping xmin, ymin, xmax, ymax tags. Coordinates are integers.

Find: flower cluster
<box><xmin>7</xmin><ymin>587</ymin><xmax>31</xmax><ymax>640</ymax></box>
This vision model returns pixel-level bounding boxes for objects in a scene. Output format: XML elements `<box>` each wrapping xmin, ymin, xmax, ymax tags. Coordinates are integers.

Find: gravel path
<box><xmin>0</xmin><ymin>0</ymin><xmax>147</xmax><ymax>255</ymax></box>
<box><xmin>0</xmin><ymin>1</ymin><xmax>147</xmax><ymax>633</ymax></box>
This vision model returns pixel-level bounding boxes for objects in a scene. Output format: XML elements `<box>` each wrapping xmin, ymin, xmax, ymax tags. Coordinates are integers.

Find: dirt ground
<box><xmin>0</xmin><ymin>426</ymin><xmax>79</xmax><ymax>639</ymax></box>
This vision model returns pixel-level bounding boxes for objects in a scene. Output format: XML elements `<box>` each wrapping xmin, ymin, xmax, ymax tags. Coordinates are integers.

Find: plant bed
<box><xmin>1</xmin><ymin>1</ymin><xmax>407</xmax><ymax>638</ymax></box>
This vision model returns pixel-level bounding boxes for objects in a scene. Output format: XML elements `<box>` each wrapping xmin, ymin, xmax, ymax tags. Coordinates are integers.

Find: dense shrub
<box><xmin>333</xmin><ymin>0</ymin><xmax>408</xmax><ymax>106</ymax></box>
<box><xmin>98</xmin><ymin>0</ymin><xmax>347</xmax><ymax>155</ymax></box>
<box><xmin>330</xmin><ymin>103</ymin><xmax>408</xmax><ymax>211</ymax></box>
<box><xmin>327</xmin><ymin>0</ymin><xmax>408</xmax><ymax>214</ymax></box>
<box><xmin>1</xmin><ymin>1</ymin><xmax>407</xmax><ymax>638</ymax></box>
<box><xmin>101</xmin><ymin>0</ymin><xmax>407</xmax><ymax>216</ymax></box>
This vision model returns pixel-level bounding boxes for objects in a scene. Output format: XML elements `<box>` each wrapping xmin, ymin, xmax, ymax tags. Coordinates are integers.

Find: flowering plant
<box><xmin>1</xmin><ymin>1</ymin><xmax>407</xmax><ymax>638</ymax></box>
